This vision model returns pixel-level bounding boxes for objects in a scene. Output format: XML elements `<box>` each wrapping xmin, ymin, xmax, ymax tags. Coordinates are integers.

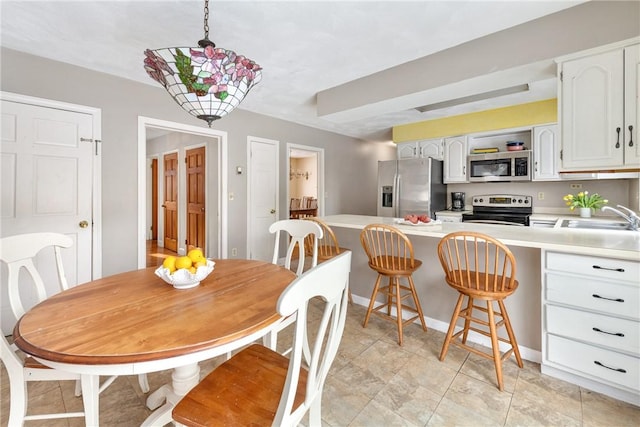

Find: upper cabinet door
<box><xmin>624</xmin><ymin>44</ymin><xmax>640</xmax><ymax>166</ymax></box>
<box><xmin>533</xmin><ymin>124</ymin><xmax>561</xmax><ymax>181</ymax></box>
<box><xmin>418</xmin><ymin>138</ymin><xmax>444</xmax><ymax>160</ymax></box>
<box><xmin>560</xmin><ymin>49</ymin><xmax>624</xmax><ymax>169</ymax></box>
<box><xmin>397</xmin><ymin>142</ymin><xmax>418</xmax><ymax>159</ymax></box>
<box><xmin>443</xmin><ymin>136</ymin><xmax>468</xmax><ymax>183</ymax></box>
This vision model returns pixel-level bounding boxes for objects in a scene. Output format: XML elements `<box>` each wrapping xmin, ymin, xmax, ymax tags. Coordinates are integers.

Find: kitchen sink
<box><xmin>558</xmin><ymin>219</ymin><xmax>635</xmax><ymax>231</ymax></box>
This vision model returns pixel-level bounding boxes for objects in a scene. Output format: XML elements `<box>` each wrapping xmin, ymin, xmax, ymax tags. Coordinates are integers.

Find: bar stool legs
<box><xmin>363</xmin><ymin>274</ymin><xmax>427</xmax><ymax>346</ymax></box>
<box><xmin>439</xmin><ymin>294</ymin><xmax>523</xmax><ymax>391</ymax></box>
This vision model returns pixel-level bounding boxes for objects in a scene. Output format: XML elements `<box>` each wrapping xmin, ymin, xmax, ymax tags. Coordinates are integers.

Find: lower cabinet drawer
<box><xmin>546</xmin><ymin>305</ymin><xmax>640</xmax><ymax>354</ymax></box>
<box><xmin>545</xmin><ymin>272</ymin><xmax>639</xmax><ymax>319</ymax></box>
<box><xmin>546</xmin><ymin>252</ymin><xmax>639</xmax><ymax>282</ymax></box>
<box><xmin>547</xmin><ymin>334</ymin><xmax>640</xmax><ymax>391</ymax></box>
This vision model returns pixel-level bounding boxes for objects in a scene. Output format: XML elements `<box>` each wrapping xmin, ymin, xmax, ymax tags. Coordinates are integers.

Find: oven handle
<box><xmin>463</xmin><ymin>219</ymin><xmax>526</xmax><ymax>227</ymax></box>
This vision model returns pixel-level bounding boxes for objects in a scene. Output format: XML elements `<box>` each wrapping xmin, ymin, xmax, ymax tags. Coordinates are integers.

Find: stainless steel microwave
<box><xmin>467</xmin><ymin>150</ymin><xmax>531</xmax><ymax>182</ymax></box>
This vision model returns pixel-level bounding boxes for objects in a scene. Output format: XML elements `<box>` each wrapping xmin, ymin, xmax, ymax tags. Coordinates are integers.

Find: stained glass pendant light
<box><xmin>144</xmin><ymin>0</ymin><xmax>262</xmax><ymax>126</ymax></box>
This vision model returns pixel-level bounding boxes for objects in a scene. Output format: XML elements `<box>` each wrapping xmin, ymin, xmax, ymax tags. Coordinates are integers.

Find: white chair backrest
<box><xmin>274</xmin><ymin>250</ymin><xmax>351</xmax><ymax>426</ymax></box>
<box><xmin>269</xmin><ymin>219</ymin><xmax>323</xmax><ymax>276</ymax></box>
<box><xmin>0</xmin><ymin>232</ymin><xmax>73</xmax><ymax>319</ymax></box>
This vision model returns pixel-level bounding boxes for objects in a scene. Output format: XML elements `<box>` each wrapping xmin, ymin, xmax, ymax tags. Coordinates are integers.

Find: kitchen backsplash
<box><xmin>446</xmin><ymin>179</ymin><xmax>639</xmax><ymax>215</ymax></box>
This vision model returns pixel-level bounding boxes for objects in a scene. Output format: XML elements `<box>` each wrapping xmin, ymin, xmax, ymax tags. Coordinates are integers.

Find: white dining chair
<box><xmin>172</xmin><ymin>250</ymin><xmax>352</xmax><ymax>427</ymax></box>
<box><xmin>266</xmin><ymin>219</ymin><xmax>323</xmax><ymax>353</ymax></box>
<box><xmin>0</xmin><ymin>232</ymin><xmax>149</xmax><ymax>425</ymax></box>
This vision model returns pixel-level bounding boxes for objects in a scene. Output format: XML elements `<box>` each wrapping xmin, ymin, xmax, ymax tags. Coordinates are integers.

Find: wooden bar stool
<box><xmin>303</xmin><ymin>217</ymin><xmax>353</xmax><ymax>304</ymax></box>
<box><xmin>360</xmin><ymin>224</ymin><xmax>427</xmax><ymax>345</ymax></box>
<box><xmin>437</xmin><ymin>231</ymin><xmax>523</xmax><ymax>391</ymax></box>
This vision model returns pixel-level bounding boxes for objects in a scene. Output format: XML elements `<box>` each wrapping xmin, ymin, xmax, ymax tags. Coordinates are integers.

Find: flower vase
<box><xmin>579</xmin><ymin>207</ymin><xmax>592</xmax><ymax>218</ymax></box>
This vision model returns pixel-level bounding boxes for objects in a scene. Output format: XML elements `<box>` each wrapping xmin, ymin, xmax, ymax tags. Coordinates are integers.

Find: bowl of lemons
<box><xmin>155</xmin><ymin>248</ymin><xmax>215</xmax><ymax>289</ymax></box>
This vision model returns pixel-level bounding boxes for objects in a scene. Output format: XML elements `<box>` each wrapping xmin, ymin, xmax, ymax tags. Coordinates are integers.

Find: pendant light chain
<box><xmin>203</xmin><ymin>0</ymin><xmax>209</xmax><ymax>39</ymax></box>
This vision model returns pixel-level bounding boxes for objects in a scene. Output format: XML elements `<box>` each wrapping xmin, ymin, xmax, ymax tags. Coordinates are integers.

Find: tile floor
<box><xmin>2</xmin><ymin>302</ymin><xmax>639</xmax><ymax>427</ymax></box>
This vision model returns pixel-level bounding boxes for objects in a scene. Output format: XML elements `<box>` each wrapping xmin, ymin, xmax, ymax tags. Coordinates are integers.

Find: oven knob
<box><xmin>524</xmin><ymin>199</ymin><xmax>530</xmax><ymax>204</ymax></box>
<box><xmin>479</xmin><ymin>198</ymin><xmax>483</xmax><ymax>203</ymax></box>
<box><xmin>518</xmin><ymin>199</ymin><xmax>523</xmax><ymax>203</ymax></box>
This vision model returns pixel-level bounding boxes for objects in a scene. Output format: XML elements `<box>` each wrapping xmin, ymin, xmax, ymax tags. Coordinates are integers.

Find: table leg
<box><xmin>142</xmin><ymin>363</ymin><xmax>200</xmax><ymax>426</ymax></box>
<box><xmin>80</xmin><ymin>374</ymin><xmax>99</xmax><ymax>426</ymax></box>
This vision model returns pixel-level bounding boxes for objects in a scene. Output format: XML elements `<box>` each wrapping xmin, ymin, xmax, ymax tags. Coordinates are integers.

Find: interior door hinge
<box><xmin>81</xmin><ymin>137</ymin><xmax>101</xmax><ymax>155</ymax></box>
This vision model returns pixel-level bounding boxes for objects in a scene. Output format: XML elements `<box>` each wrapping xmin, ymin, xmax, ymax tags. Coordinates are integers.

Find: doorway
<box><xmin>287</xmin><ymin>144</ymin><xmax>324</xmax><ymax>219</ymax></box>
<box><xmin>137</xmin><ymin>117</ymin><xmax>228</xmax><ymax>269</ymax></box>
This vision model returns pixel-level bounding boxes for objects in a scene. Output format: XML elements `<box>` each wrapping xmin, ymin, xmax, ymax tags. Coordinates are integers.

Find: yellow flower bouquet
<box><xmin>563</xmin><ymin>191</ymin><xmax>608</xmax><ymax>213</ymax></box>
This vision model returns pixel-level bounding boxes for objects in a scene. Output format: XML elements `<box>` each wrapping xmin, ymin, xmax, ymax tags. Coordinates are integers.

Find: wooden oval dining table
<box><xmin>13</xmin><ymin>258</ymin><xmax>296</xmax><ymax>426</ymax></box>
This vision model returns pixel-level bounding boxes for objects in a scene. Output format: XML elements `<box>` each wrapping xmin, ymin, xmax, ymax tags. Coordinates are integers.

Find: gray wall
<box><xmin>1</xmin><ymin>48</ymin><xmax>395</xmax><ymax>276</ymax></box>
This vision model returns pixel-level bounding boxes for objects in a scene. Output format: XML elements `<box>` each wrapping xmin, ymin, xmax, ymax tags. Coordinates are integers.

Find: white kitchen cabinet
<box><xmin>418</xmin><ymin>139</ymin><xmax>444</xmax><ymax>160</ymax></box>
<box><xmin>625</xmin><ymin>44</ymin><xmax>640</xmax><ymax>166</ymax></box>
<box><xmin>397</xmin><ymin>138</ymin><xmax>443</xmax><ymax>160</ymax></box>
<box><xmin>443</xmin><ymin>136</ymin><xmax>467</xmax><ymax>183</ymax></box>
<box><xmin>541</xmin><ymin>251</ymin><xmax>640</xmax><ymax>405</ymax></box>
<box><xmin>435</xmin><ymin>210</ymin><xmax>467</xmax><ymax>222</ymax></box>
<box><xmin>397</xmin><ymin>141</ymin><xmax>418</xmax><ymax>159</ymax></box>
<box><xmin>558</xmin><ymin>42</ymin><xmax>639</xmax><ymax>170</ymax></box>
<box><xmin>532</xmin><ymin>124</ymin><xmax>560</xmax><ymax>181</ymax></box>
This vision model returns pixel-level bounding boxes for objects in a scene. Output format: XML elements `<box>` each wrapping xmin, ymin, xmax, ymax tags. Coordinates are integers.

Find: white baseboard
<box><xmin>350</xmin><ymin>294</ymin><xmax>541</xmax><ymax>364</ymax></box>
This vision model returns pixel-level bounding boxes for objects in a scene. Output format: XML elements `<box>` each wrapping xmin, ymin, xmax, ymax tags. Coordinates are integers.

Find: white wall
<box><xmin>1</xmin><ymin>48</ymin><xmax>395</xmax><ymax>275</ymax></box>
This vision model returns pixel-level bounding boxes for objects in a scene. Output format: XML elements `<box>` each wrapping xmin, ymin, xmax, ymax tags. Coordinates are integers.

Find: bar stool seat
<box><xmin>360</xmin><ymin>224</ymin><xmax>427</xmax><ymax>345</ymax></box>
<box><xmin>437</xmin><ymin>231</ymin><xmax>523</xmax><ymax>391</ymax></box>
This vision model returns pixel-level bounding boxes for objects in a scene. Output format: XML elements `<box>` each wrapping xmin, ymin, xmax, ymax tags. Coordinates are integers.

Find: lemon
<box><xmin>188</xmin><ymin>266</ymin><xmax>197</xmax><ymax>274</ymax></box>
<box><xmin>175</xmin><ymin>256</ymin><xmax>193</xmax><ymax>270</ymax></box>
<box><xmin>162</xmin><ymin>256</ymin><xmax>177</xmax><ymax>273</ymax></box>
<box><xmin>187</xmin><ymin>248</ymin><xmax>205</xmax><ymax>263</ymax></box>
<box><xmin>194</xmin><ymin>260</ymin><xmax>207</xmax><ymax>269</ymax></box>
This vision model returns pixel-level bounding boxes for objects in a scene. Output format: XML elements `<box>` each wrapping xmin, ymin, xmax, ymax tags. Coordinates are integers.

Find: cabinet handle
<box><xmin>535</xmin><ymin>161</ymin><xmax>538</xmax><ymax>172</ymax></box>
<box><xmin>592</xmin><ymin>265</ymin><xmax>625</xmax><ymax>273</ymax></box>
<box><xmin>615</xmin><ymin>127</ymin><xmax>621</xmax><ymax>148</ymax></box>
<box><xmin>629</xmin><ymin>125</ymin><xmax>634</xmax><ymax>147</ymax></box>
<box><xmin>594</xmin><ymin>360</ymin><xmax>627</xmax><ymax>373</ymax></box>
<box><xmin>592</xmin><ymin>327</ymin><xmax>624</xmax><ymax>337</ymax></box>
<box><xmin>592</xmin><ymin>294</ymin><xmax>624</xmax><ymax>303</ymax></box>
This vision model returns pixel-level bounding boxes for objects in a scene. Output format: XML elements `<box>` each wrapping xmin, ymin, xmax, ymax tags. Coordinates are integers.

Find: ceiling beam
<box><xmin>316</xmin><ymin>1</ymin><xmax>640</xmax><ymax>123</ymax></box>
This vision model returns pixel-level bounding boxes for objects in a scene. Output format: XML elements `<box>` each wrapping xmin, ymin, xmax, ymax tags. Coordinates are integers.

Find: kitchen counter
<box><xmin>321</xmin><ymin>214</ymin><xmax>640</xmax><ymax>260</ymax></box>
<box><xmin>317</xmin><ymin>214</ymin><xmax>640</xmax><ymax>370</ymax></box>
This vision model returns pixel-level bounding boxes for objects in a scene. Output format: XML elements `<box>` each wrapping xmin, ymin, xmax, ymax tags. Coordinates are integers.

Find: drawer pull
<box><xmin>592</xmin><ymin>265</ymin><xmax>625</xmax><ymax>273</ymax></box>
<box><xmin>594</xmin><ymin>360</ymin><xmax>627</xmax><ymax>373</ymax></box>
<box><xmin>592</xmin><ymin>294</ymin><xmax>624</xmax><ymax>303</ymax></box>
<box><xmin>592</xmin><ymin>327</ymin><xmax>625</xmax><ymax>337</ymax></box>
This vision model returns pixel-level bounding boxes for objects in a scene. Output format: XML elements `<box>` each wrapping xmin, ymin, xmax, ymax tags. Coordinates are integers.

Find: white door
<box><xmin>1</xmin><ymin>98</ymin><xmax>95</xmax><ymax>332</ymax></box>
<box><xmin>248</xmin><ymin>137</ymin><xmax>279</xmax><ymax>261</ymax></box>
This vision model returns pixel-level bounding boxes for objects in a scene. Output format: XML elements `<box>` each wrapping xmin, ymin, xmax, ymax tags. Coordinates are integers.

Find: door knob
<box><xmin>270</xmin><ymin>209</ymin><xmax>276</xmax><ymax>214</ymax></box>
<box><xmin>79</xmin><ymin>220</ymin><xmax>89</xmax><ymax>228</ymax></box>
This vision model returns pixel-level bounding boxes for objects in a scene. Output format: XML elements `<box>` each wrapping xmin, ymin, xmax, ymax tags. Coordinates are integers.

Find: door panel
<box><xmin>1</xmin><ymin>99</ymin><xmax>94</xmax><ymax>333</ymax></box>
<box><xmin>249</xmin><ymin>138</ymin><xmax>278</xmax><ymax>261</ymax></box>
<box><xmin>186</xmin><ymin>146</ymin><xmax>205</xmax><ymax>252</ymax></box>
<box><xmin>163</xmin><ymin>152</ymin><xmax>178</xmax><ymax>252</ymax></box>
<box><xmin>151</xmin><ymin>158</ymin><xmax>158</xmax><ymax>240</ymax></box>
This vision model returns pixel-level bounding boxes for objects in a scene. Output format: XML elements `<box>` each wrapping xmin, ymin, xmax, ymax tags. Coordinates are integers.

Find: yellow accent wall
<box><xmin>393</xmin><ymin>99</ymin><xmax>557</xmax><ymax>143</ymax></box>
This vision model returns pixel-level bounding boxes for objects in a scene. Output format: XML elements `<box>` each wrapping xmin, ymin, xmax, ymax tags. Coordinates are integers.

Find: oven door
<box><xmin>462</xmin><ymin>213</ymin><xmax>529</xmax><ymax>226</ymax></box>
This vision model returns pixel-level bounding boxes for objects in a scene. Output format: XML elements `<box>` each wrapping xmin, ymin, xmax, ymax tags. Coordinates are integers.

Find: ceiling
<box><xmin>1</xmin><ymin>1</ymin><xmax>592</xmax><ymax>142</ymax></box>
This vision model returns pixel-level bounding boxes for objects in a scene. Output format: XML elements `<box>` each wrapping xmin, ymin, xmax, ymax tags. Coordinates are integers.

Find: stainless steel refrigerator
<box><xmin>377</xmin><ymin>157</ymin><xmax>446</xmax><ymax>218</ymax></box>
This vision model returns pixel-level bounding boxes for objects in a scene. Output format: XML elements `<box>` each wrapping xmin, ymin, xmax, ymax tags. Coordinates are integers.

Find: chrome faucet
<box><xmin>601</xmin><ymin>205</ymin><xmax>640</xmax><ymax>231</ymax></box>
